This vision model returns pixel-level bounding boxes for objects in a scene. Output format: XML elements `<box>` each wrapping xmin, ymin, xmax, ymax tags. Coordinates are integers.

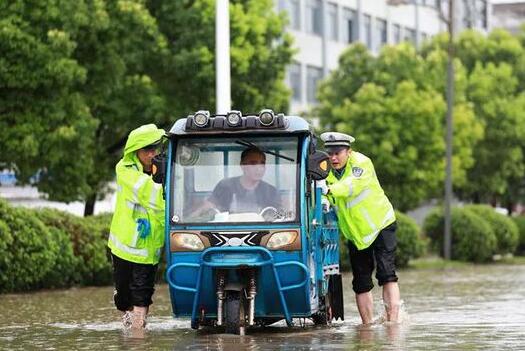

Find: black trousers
<box><xmin>112</xmin><ymin>253</ymin><xmax>158</xmax><ymax>312</ymax></box>
<box><xmin>347</xmin><ymin>222</ymin><xmax>399</xmax><ymax>294</ymax></box>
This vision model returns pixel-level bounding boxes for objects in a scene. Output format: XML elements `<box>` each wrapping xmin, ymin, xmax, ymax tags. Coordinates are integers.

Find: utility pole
<box><xmin>388</xmin><ymin>0</ymin><xmax>455</xmax><ymax>259</ymax></box>
<box><xmin>443</xmin><ymin>0</ymin><xmax>455</xmax><ymax>260</ymax></box>
<box><xmin>216</xmin><ymin>0</ymin><xmax>231</xmax><ymax>113</ymax></box>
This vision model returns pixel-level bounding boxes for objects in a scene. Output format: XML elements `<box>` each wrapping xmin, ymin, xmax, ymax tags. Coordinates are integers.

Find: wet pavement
<box><xmin>1</xmin><ymin>264</ymin><xmax>524</xmax><ymax>350</ymax></box>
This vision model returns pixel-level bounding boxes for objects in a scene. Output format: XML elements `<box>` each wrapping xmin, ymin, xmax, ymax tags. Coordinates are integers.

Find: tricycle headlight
<box><xmin>193</xmin><ymin>110</ymin><xmax>210</xmax><ymax>127</ymax></box>
<box><xmin>172</xmin><ymin>233</ymin><xmax>205</xmax><ymax>251</ymax></box>
<box><xmin>226</xmin><ymin>110</ymin><xmax>242</xmax><ymax>126</ymax></box>
<box><xmin>266</xmin><ymin>231</ymin><xmax>298</xmax><ymax>249</ymax></box>
<box><xmin>259</xmin><ymin>109</ymin><xmax>275</xmax><ymax>126</ymax></box>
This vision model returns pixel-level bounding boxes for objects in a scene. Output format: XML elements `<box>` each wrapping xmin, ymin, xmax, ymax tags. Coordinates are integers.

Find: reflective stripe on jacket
<box><xmin>326</xmin><ymin>151</ymin><xmax>395</xmax><ymax>250</ymax></box>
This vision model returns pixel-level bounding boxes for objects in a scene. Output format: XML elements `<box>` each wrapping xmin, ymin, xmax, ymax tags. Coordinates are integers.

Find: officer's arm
<box><xmin>117</xmin><ymin>165</ymin><xmax>164</xmax><ymax>212</ymax></box>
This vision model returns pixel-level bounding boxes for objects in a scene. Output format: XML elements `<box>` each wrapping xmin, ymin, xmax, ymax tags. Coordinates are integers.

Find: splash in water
<box><xmin>374</xmin><ymin>300</ymin><xmax>409</xmax><ymax>325</ymax></box>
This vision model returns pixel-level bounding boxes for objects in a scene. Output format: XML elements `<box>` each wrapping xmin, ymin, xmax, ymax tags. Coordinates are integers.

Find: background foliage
<box><xmin>394</xmin><ymin>211</ymin><xmax>426</xmax><ymax>268</ymax></box>
<box><xmin>0</xmin><ymin>0</ymin><xmax>294</xmax><ymax>215</ymax></box>
<box><xmin>512</xmin><ymin>216</ymin><xmax>525</xmax><ymax>255</ymax></box>
<box><xmin>0</xmin><ymin>200</ymin><xmax>112</xmax><ymax>293</ymax></box>
<box><xmin>317</xmin><ymin>29</ymin><xmax>525</xmax><ymax>212</ymax></box>
<box><xmin>464</xmin><ymin>205</ymin><xmax>519</xmax><ymax>255</ymax></box>
<box><xmin>0</xmin><ymin>199</ymin><xmax>58</xmax><ymax>292</ymax></box>
<box><xmin>339</xmin><ymin>210</ymin><xmax>426</xmax><ymax>270</ymax></box>
<box><xmin>423</xmin><ymin>207</ymin><xmax>497</xmax><ymax>262</ymax></box>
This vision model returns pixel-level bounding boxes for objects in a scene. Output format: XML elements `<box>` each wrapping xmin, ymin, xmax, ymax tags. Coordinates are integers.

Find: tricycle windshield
<box><xmin>171</xmin><ymin>136</ymin><xmax>299</xmax><ymax>224</ymax></box>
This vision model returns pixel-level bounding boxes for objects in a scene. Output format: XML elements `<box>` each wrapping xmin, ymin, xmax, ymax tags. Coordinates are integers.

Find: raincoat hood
<box><xmin>123</xmin><ymin>124</ymin><xmax>165</xmax><ymax>157</ymax></box>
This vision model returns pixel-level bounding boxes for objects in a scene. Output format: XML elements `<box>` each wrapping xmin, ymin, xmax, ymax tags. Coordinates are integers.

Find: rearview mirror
<box><xmin>308</xmin><ymin>151</ymin><xmax>331</xmax><ymax>180</ymax></box>
<box><xmin>152</xmin><ymin>153</ymin><xmax>166</xmax><ymax>184</ymax></box>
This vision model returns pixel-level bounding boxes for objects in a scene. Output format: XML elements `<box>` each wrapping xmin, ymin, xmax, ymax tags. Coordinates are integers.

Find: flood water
<box><xmin>1</xmin><ymin>264</ymin><xmax>524</xmax><ymax>350</ymax></box>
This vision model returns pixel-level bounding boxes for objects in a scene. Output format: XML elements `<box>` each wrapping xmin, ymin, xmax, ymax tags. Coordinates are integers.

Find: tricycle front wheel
<box><xmin>224</xmin><ymin>291</ymin><xmax>246</xmax><ymax>335</ymax></box>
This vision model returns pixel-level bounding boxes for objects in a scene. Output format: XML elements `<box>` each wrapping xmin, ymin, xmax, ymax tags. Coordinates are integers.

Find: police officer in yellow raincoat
<box><xmin>108</xmin><ymin>124</ymin><xmax>166</xmax><ymax>330</ymax></box>
<box><xmin>317</xmin><ymin>132</ymin><xmax>401</xmax><ymax>325</ymax></box>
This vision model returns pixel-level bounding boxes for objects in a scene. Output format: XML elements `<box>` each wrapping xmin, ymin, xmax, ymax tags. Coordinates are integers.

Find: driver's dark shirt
<box><xmin>209</xmin><ymin>177</ymin><xmax>280</xmax><ymax>213</ymax></box>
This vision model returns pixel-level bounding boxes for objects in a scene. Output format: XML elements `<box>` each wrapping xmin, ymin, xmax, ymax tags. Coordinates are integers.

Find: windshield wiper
<box><xmin>235</xmin><ymin>140</ymin><xmax>295</xmax><ymax>162</ymax></box>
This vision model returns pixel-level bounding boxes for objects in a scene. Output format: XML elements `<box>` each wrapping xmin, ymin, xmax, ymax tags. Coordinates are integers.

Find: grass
<box><xmin>404</xmin><ymin>254</ymin><xmax>525</xmax><ymax>270</ymax></box>
<box><xmin>405</xmin><ymin>256</ymin><xmax>471</xmax><ymax>270</ymax></box>
<box><xmin>494</xmin><ymin>254</ymin><xmax>525</xmax><ymax>265</ymax></box>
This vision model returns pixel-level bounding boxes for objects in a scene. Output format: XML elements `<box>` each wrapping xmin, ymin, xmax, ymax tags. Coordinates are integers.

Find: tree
<box><xmin>464</xmin><ymin>62</ymin><xmax>525</xmax><ymax>203</ymax></box>
<box><xmin>70</xmin><ymin>0</ymin><xmax>169</xmax><ymax>215</ymax></box>
<box><xmin>0</xmin><ymin>1</ymin><xmax>169</xmax><ymax>215</ymax></box>
<box><xmin>2</xmin><ymin>0</ymin><xmax>294</xmax><ymax>215</ymax></box>
<box><xmin>0</xmin><ymin>0</ymin><xmax>98</xmax><ymax>201</ymax></box>
<box><xmin>146</xmin><ymin>0</ymin><xmax>294</xmax><ymax>117</ymax></box>
<box><xmin>447</xmin><ymin>30</ymin><xmax>525</xmax><ymax>208</ymax></box>
<box><xmin>317</xmin><ymin>43</ymin><xmax>482</xmax><ymax>211</ymax></box>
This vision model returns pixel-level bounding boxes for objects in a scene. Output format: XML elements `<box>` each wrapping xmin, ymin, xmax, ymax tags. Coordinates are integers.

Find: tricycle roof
<box><xmin>168</xmin><ymin>110</ymin><xmax>311</xmax><ymax>137</ymax></box>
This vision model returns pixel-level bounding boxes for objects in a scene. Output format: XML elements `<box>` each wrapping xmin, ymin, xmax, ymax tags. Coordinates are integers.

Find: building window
<box><xmin>306</xmin><ymin>65</ymin><xmax>323</xmax><ymax>103</ymax></box>
<box><xmin>279</xmin><ymin>0</ymin><xmax>301</xmax><ymax>30</ymax></box>
<box><xmin>363</xmin><ymin>14</ymin><xmax>372</xmax><ymax>49</ymax></box>
<box><xmin>288</xmin><ymin>63</ymin><xmax>302</xmax><ymax>102</ymax></box>
<box><xmin>478</xmin><ymin>0</ymin><xmax>488</xmax><ymax>29</ymax></box>
<box><xmin>342</xmin><ymin>8</ymin><xmax>357</xmax><ymax>43</ymax></box>
<box><xmin>393</xmin><ymin>23</ymin><xmax>401</xmax><ymax>44</ymax></box>
<box><xmin>405</xmin><ymin>27</ymin><xmax>416</xmax><ymax>45</ymax></box>
<box><xmin>462</xmin><ymin>0</ymin><xmax>474</xmax><ymax>28</ymax></box>
<box><xmin>377</xmin><ymin>19</ymin><xmax>387</xmax><ymax>49</ymax></box>
<box><xmin>327</xmin><ymin>3</ymin><xmax>338</xmax><ymax>41</ymax></box>
<box><xmin>306</xmin><ymin>0</ymin><xmax>322</xmax><ymax>36</ymax></box>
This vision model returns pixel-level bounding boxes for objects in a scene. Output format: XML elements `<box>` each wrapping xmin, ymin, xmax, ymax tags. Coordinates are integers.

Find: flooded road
<box><xmin>1</xmin><ymin>264</ymin><xmax>524</xmax><ymax>350</ymax></box>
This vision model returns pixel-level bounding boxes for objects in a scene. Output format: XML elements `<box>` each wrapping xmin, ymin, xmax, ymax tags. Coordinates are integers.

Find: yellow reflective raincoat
<box><xmin>326</xmin><ymin>151</ymin><xmax>395</xmax><ymax>250</ymax></box>
<box><xmin>108</xmin><ymin>124</ymin><xmax>166</xmax><ymax>264</ymax></box>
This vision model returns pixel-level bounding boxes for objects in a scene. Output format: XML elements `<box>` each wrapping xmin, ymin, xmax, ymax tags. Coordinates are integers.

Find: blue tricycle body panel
<box><xmin>163</xmin><ymin>114</ymin><xmax>341</xmax><ymax>327</ymax></box>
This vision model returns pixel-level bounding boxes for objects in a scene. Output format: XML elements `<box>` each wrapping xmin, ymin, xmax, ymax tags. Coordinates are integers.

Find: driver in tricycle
<box><xmin>191</xmin><ymin>147</ymin><xmax>281</xmax><ymax>220</ymax></box>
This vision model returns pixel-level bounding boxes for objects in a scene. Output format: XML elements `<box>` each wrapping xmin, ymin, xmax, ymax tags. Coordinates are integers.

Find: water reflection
<box><xmin>1</xmin><ymin>264</ymin><xmax>525</xmax><ymax>350</ymax></box>
<box><xmin>351</xmin><ymin>322</ymin><xmax>408</xmax><ymax>351</ymax></box>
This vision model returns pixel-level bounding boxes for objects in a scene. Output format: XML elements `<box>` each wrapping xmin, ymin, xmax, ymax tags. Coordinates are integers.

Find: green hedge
<box><xmin>0</xmin><ymin>200</ymin><xmax>113</xmax><ymax>293</ymax></box>
<box><xmin>339</xmin><ymin>211</ymin><xmax>425</xmax><ymax>270</ymax></box>
<box><xmin>0</xmin><ymin>200</ymin><xmax>59</xmax><ymax>292</ymax></box>
<box><xmin>465</xmin><ymin>205</ymin><xmax>519</xmax><ymax>255</ymax></box>
<box><xmin>423</xmin><ymin>207</ymin><xmax>497</xmax><ymax>262</ymax></box>
<box><xmin>512</xmin><ymin>216</ymin><xmax>525</xmax><ymax>255</ymax></box>
<box><xmin>35</xmin><ymin>208</ymin><xmax>113</xmax><ymax>286</ymax></box>
<box><xmin>0</xmin><ymin>201</ymin><xmax>13</xmax><ymax>290</ymax></box>
<box><xmin>33</xmin><ymin>208</ymin><xmax>113</xmax><ymax>287</ymax></box>
<box><xmin>395</xmin><ymin>211</ymin><xmax>426</xmax><ymax>268</ymax></box>
<box><xmin>339</xmin><ymin>236</ymin><xmax>351</xmax><ymax>272</ymax></box>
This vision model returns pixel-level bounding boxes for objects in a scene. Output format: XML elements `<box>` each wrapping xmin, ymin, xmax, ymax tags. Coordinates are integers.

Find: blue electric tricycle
<box><xmin>153</xmin><ymin>110</ymin><xmax>344</xmax><ymax>335</ymax></box>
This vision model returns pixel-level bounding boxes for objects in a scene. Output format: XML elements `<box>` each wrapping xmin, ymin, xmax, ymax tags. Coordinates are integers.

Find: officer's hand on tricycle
<box><xmin>316</xmin><ymin>179</ymin><xmax>330</xmax><ymax>195</ymax></box>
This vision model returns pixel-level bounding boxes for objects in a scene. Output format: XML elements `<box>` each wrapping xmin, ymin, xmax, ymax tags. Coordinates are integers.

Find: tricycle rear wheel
<box><xmin>312</xmin><ymin>292</ymin><xmax>333</xmax><ymax>326</ymax></box>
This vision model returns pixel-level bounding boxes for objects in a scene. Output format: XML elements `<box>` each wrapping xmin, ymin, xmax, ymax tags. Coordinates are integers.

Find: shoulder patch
<box><xmin>352</xmin><ymin>166</ymin><xmax>364</xmax><ymax>177</ymax></box>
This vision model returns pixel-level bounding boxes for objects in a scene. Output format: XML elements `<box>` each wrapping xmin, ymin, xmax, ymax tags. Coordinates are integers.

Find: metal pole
<box><xmin>216</xmin><ymin>0</ymin><xmax>231</xmax><ymax>113</ymax></box>
<box><xmin>321</xmin><ymin>1</ymin><xmax>328</xmax><ymax>77</ymax></box>
<box><xmin>414</xmin><ymin>0</ymin><xmax>420</xmax><ymax>47</ymax></box>
<box><xmin>444</xmin><ymin>0</ymin><xmax>454</xmax><ymax>260</ymax></box>
<box><xmin>356</xmin><ymin>0</ymin><xmax>363</xmax><ymax>43</ymax></box>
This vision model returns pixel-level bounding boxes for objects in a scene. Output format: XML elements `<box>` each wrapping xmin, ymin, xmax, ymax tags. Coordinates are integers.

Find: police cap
<box><xmin>320</xmin><ymin>132</ymin><xmax>355</xmax><ymax>152</ymax></box>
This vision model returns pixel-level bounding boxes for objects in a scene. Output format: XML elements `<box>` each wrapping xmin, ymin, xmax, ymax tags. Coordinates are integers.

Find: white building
<box><xmin>492</xmin><ymin>1</ymin><xmax>525</xmax><ymax>34</ymax></box>
<box><xmin>277</xmin><ymin>0</ymin><xmax>492</xmax><ymax>114</ymax></box>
